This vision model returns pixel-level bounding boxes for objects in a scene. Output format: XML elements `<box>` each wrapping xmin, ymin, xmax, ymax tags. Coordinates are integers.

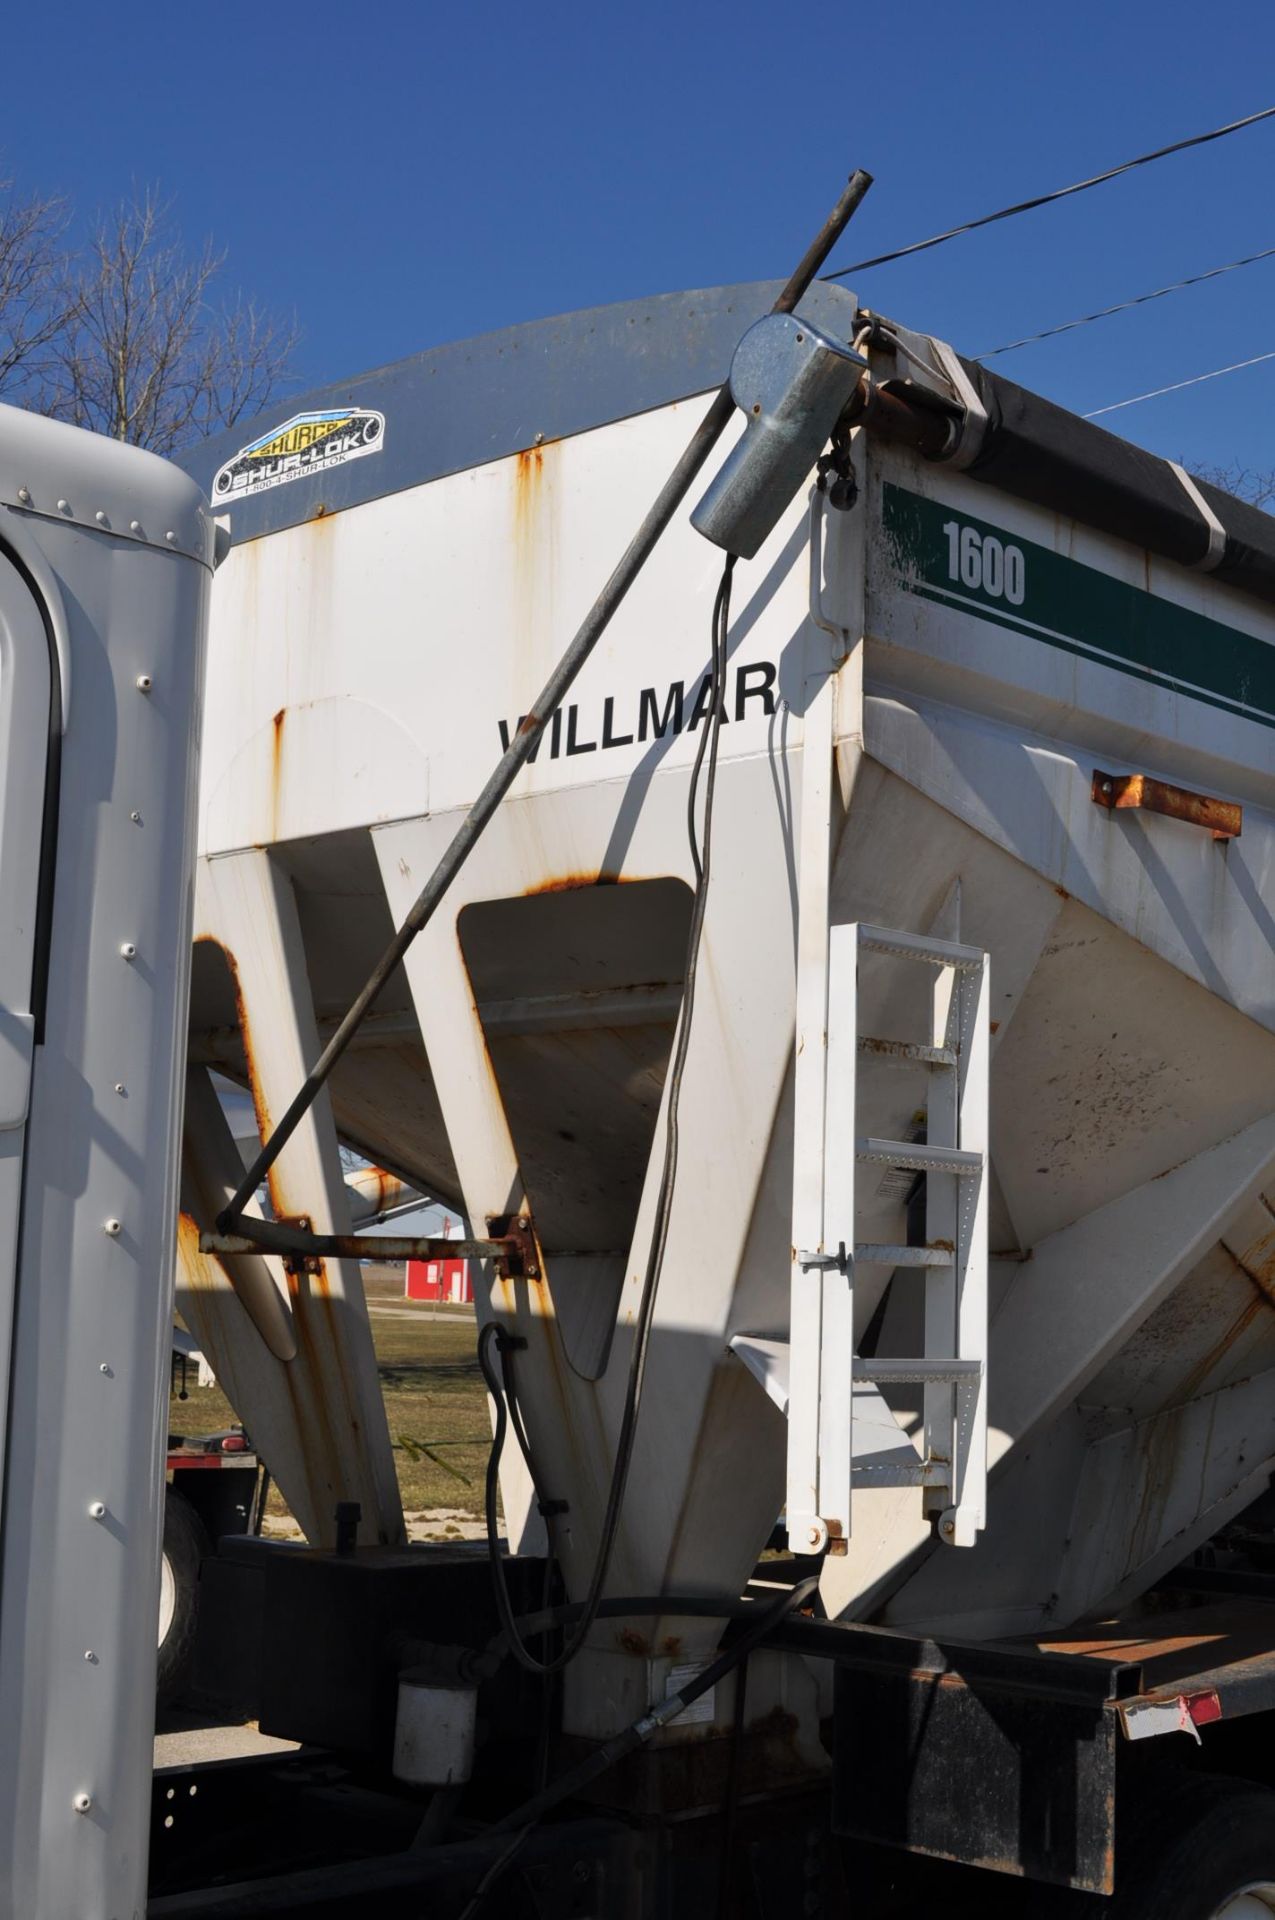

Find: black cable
<box><xmin>688</xmin><ymin>559</ymin><xmax>734</xmax><ymax>883</ymax></box>
<box><xmin>975</xmin><ymin>242</ymin><xmax>1275</xmax><ymax>360</ymax></box>
<box><xmin>825</xmin><ymin>104</ymin><xmax>1275</xmax><ymax>281</ymax></box>
<box><xmin>479</xmin><ymin>554</ymin><xmax>738</xmax><ymax>1678</ymax></box>
<box><xmin>453</xmin><ymin>1827</ymin><xmax>534</xmax><ymax>1920</ymax></box>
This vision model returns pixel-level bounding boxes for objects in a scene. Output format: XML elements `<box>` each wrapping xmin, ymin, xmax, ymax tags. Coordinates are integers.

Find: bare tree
<box><xmin>43</xmin><ymin>189</ymin><xmax>297</xmax><ymax>455</ymax></box>
<box><xmin>1189</xmin><ymin>460</ymin><xmax>1275</xmax><ymax>512</ymax></box>
<box><xmin>0</xmin><ymin>178</ymin><xmax>71</xmax><ymax>400</ymax></box>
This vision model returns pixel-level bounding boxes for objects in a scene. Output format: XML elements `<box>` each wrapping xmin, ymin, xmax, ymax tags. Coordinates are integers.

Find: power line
<box><xmin>975</xmin><ymin>244</ymin><xmax>1275</xmax><ymax>360</ymax></box>
<box><xmin>825</xmin><ymin>105</ymin><xmax>1275</xmax><ymax>281</ymax></box>
<box><xmin>1084</xmin><ymin>348</ymin><xmax>1275</xmax><ymax>418</ymax></box>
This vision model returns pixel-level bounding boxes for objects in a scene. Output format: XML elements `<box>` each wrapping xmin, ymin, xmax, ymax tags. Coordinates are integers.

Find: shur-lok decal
<box><xmin>212</xmin><ymin>407</ymin><xmax>385</xmax><ymax>501</ymax></box>
<box><xmin>498</xmin><ymin>660</ymin><xmax>778</xmax><ymax>758</ymax></box>
<box><xmin>882</xmin><ymin>481</ymin><xmax>1275</xmax><ymax>729</ymax></box>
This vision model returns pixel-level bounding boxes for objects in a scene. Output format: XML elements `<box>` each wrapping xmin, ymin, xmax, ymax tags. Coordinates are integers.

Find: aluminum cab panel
<box><xmin>0</xmin><ymin>412</ymin><xmax>212</xmax><ymax>1920</ymax></box>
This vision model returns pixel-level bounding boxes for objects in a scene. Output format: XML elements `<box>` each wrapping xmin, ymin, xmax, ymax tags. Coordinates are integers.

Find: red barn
<box><xmin>404</xmin><ymin>1253</ymin><xmax>473</xmax><ymax>1304</ymax></box>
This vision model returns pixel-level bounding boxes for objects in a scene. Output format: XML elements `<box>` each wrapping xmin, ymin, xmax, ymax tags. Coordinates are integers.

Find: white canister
<box><xmin>393</xmin><ymin>1672</ymin><xmax>478</xmax><ymax>1786</ymax></box>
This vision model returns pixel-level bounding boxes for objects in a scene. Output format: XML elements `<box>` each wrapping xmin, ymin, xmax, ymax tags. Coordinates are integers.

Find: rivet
<box><xmin>119</xmin><ymin>942</ymin><xmax>136</xmax><ymax>960</ymax></box>
<box><xmin>113</xmin><ymin>1083</ymin><xmax>126</xmax><ymax>1095</ymax></box>
<box><xmin>130</xmin><ymin>810</ymin><xmax>142</xmax><ymax>824</ymax></box>
<box><xmin>135</xmin><ymin>673</ymin><xmax>152</xmax><ymax>692</ymax></box>
<box><xmin>99</xmin><ymin>1363</ymin><xmax>112</xmax><ymax>1375</ymax></box>
<box><xmin>95</xmin><ymin>510</ymin><xmax>107</xmax><ymax>526</ymax></box>
<box><xmin>130</xmin><ymin>519</ymin><xmax>141</xmax><ymax>533</ymax></box>
<box><xmin>57</xmin><ymin>498</ymin><xmax>69</xmax><ymax>513</ymax></box>
<box><xmin>84</xmin><ymin>1650</ymin><xmax>97</xmax><ymax>1663</ymax></box>
<box><xmin>17</xmin><ymin>486</ymin><xmax>30</xmax><ymax>504</ymax></box>
<box><xmin>72</xmin><ymin>1792</ymin><xmax>92</xmax><ymax>1814</ymax></box>
<box><xmin>103</xmin><ymin>1218</ymin><xmax>121</xmax><ymax>1236</ymax></box>
<box><xmin>88</xmin><ymin>1501</ymin><xmax>106</xmax><ymax>1519</ymax></box>
<box><xmin>165</xmin><ymin>530</ymin><xmax>177</xmax><ymax>544</ymax></box>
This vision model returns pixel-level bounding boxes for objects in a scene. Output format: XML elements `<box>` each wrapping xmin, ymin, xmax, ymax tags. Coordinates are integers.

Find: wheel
<box><xmin>156</xmin><ymin>1486</ymin><xmax>209</xmax><ymax>1710</ymax></box>
<box><xmin>1104</xmin><ymin>1774</ymin><xmax>1275</xmax><ymax>1920</ymax></box>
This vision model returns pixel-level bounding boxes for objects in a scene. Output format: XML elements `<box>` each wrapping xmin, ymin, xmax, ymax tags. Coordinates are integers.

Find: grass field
<box><xmin>170</xmin><ymin>1265</ymin><xmax>494</xmax><ymax>1531</ymax></box>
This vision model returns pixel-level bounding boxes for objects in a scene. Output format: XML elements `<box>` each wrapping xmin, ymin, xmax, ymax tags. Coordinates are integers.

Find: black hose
<box><xmin>479</xmin><ymin>556</ymin><xmax>737</xmax><ymax>1678</ymax></box>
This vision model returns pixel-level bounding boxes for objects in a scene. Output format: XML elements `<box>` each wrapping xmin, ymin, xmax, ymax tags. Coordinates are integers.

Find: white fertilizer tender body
<box><xmin>8</xmin><ymin>270</ymin><xmax>1275</xmax><ymax>1916</ymax></box>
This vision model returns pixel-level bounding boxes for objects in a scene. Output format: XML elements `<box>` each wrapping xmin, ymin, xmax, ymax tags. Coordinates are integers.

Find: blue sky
<box><xmin>5</xmin><ymin>3</ymin><xmax>1274</xmax><ymax>476</ymax></box>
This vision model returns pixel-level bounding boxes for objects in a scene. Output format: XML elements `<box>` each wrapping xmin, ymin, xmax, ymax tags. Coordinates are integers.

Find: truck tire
<box><xmin>1104</xmin><ymin>1773</ymin><xmax>1275</xmax><ymax>1919</ymax></box>
<box><xmin>157</xmin><ymin>1487</ymin><xmax>209</xmax><ymax>1710</ymax></box>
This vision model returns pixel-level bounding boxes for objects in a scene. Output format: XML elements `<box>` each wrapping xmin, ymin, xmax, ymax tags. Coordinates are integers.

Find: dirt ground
<box><xmin>170</xmin><ymin>1263</ymin><xmax>494</xmax><ymax>1538</ymax></box>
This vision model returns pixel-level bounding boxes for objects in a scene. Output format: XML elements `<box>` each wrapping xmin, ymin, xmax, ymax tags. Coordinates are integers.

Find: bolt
<box><xmin>941</xmin><ymin>1519</ymin><xmax>955</xmax><ymax>1538</ymax></box>
<box><xmin>84</xmin><ymin>1650</ymin><xmax>97</xmax><ymax>1663</ymax></box>
<box><xmin>516</xmin><ymin>1217</ymin><xmax>528</xmax><ymax>1231</ymax></box>
<box><xmin>130</xmin><ymin>519</ymin><xmax>141</xmax><ymax>533</ymax></box>
<box><xmin>88</xmin><ymin>1501</ymin><xmax>106</xmax><ymax>1520</ymax></box>
<box><xmin>95</xmin><ymin>511</ymin><xmax>107</xmax><ymax>526</ymax></box>
<box><xmin>17</xmin><ymin>486</ymin><xmax>30</xmax><ymax>504</ymax></box>
<box><xmin>120</xmin><ymin>942</ymin><xmax>136</xmax><ymax>960</ymax></box>
<box><xmin>526</xmin><ymin>1265</ymin><xmax>540</xmax><ymax>1280</ymax></box>
<box><xmin>1101</xmin><ymin>780</ymin><xmax>1113</xmax><ymax>794</ymax></box>
<box><xmin>808</xmin><ymin>1527</ymin><xmax>821</xmax><ymax>1548</ymax></box>
<box><xmin>135</xmin><ymin>673</ymin><xmax>152</xmax><ymax>692</ymax></box>
<box><xmin>103</xmin><ymin>1218</ymin><xmax>121</xmax><ymax>1237</ymax></box>
<box><xmin>99</xmin><ymin>1363</ymin><xmax>112</xmax><ymax>1376</ymax></box>
<box><xmin>129</xmin><ymin>811</ymin><xmax>142</xmax><ymax>824</ymax></box>
<box><xmin>57</xmin><ymin>498</ymin><xmax>69</xmax><ymax>513</ymax></box>
<box><xmin>113</xmin><ymin>1083</ymin><xmax>126</xmax><ymax>1095</ymax></box>
<box><xmin>72</xmin><ymin>1792</ymin><xmax>92</xmax><ymax>1815</ymax></box>
<box><xmin>165</xmin><ymin>530</ymin><xmax>176</xmax><ymax>544</ymax></box>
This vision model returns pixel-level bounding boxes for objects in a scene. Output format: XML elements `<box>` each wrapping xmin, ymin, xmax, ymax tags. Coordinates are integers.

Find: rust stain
<box><xmin>660</xmin><ymin>1635</ymin><xmax>683</xmax><ymax>1657</ymax></box>
<box><xmin>197</xmin><ymin>936</ymin><xmax>273</xmax><ymax>1167</ymax></box>
<box><xmin>617</xmin><ymin>1626</ymin><xmax>649</xmax><ymax>1656</ymax></box>
<box><xmin>368</xmin><ymin>1167</ymin><xmax>398</xmax><ymax>1214</ymax></box>
<box><xmin>1092</xmin><ymin>768</ymin><xmax>1241</xmax><ymax>842</ymax></box>
<box><xmin>270</xmin><ymin>707</ymin><xmax>286</xmax><ymax>843</ymax></box>
<box><xmin>1175</xmin><ymin>1291</ymin><xmax>1266</xmax><ymax>1405</ymax></box>
<box><xmin>512</xmin><ymin>445</ymin><xmax>548</xmax><ymax>582</ymax></box>
<box><xmin>1231</xmin><ymin>1217</ymin><xmax>1275</xmax><ymax>1306</ymax></box>
<box><xmin>524</xmin><ymin>872</ymin><xmax>623</xmax><ymax>894</ymax></box>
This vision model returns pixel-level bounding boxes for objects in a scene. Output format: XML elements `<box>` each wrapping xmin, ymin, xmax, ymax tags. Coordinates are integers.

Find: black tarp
<box><xmin>958</xmin><ymin>358</ymin><xmax>1275</xmax><ymax>609</ymax></box>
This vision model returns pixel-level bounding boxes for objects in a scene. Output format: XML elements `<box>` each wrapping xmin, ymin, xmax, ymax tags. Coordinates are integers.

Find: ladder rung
<box><xmin>852</xmin><ymin>1460</ymin><xmax>950</xmax><ymax>1488</ymax></box>
<box><xmin>856</xmin><ymin>1139</ymin><xmax>983</xmax><ymax>1176</ymax></box>
<box><xmin>858</xmin><ymin>1036</ymin><xmax>957</xmax><ymax>1068</ymax></box>
<box><xmin>853</xmin><ymin>1359</ymin><xmax>983</xmax><ymax>1385</ymax></box>
<box><xmin>857</xmin><ymin>924</ymin><xmax>984</xmax><ymax>971</ymax></box>
<box><xmin>854</xmin><ymin>1243</ymin><xmax>953</xmax><ymax>1267</ymax></box>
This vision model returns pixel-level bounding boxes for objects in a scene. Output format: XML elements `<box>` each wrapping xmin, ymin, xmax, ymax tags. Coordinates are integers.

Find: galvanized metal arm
<box><xmin>216</xmin><ymin>166</ymin><xmax>874</xmax><ymax>1234</ymax></box>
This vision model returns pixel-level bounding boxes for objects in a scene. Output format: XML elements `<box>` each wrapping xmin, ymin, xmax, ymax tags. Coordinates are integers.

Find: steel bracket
<box><xmin>485</xmin><ymin>1213</ymin><xmax>541</xmax><ymax>1281</ymax></box>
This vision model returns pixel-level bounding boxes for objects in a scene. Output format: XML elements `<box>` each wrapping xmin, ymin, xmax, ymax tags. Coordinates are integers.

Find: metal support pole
<box><xmin>218</xmin><ymin>167</ymin><xmax>873</xmax><ymax>1232</ymax></box>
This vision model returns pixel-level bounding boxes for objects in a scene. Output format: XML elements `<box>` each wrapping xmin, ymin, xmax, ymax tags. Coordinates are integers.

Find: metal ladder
<box><xmin>737</xmin><ymin>920</ymin><xmax>989</xmax><ymax>1555</ymax></box>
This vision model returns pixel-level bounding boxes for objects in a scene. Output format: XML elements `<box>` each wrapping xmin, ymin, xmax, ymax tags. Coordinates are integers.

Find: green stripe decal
<box><xmin>880</xmin><ymin>482</ymin><xmax>1275</xmax><ymax>729</ymax></box>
